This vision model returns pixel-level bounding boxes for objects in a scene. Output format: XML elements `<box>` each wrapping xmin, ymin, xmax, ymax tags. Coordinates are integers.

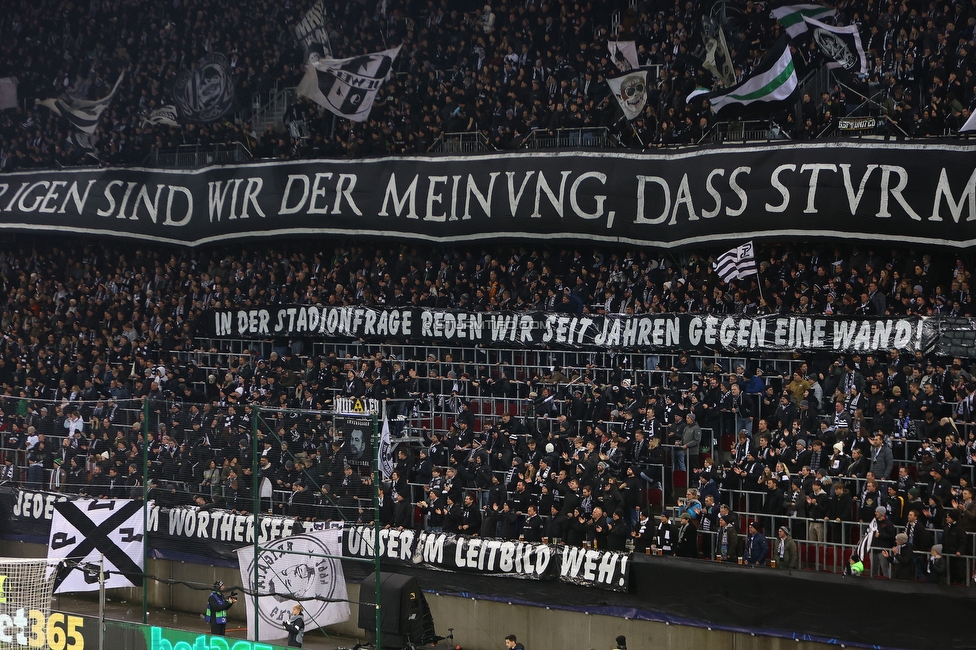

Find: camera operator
<box><xmin>206</xmin><ymin>580</ymin><xmax>238</xmax><ymax>636</ymax></box>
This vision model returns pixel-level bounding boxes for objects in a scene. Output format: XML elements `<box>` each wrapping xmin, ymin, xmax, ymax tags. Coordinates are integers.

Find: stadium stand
<box><xmin>1</xmin><ymin>0</ymin><xmax>976</xmax><ymax>604</ymax></box>
<box><xmin>1</xmin><ymin>0</ymin><xmax>974</xmax><ymax>169</ymax></box>
<box><xmin>0</xmin><ymin>239</ymin><xmax>974</xmax><ymax>585</ymax></box>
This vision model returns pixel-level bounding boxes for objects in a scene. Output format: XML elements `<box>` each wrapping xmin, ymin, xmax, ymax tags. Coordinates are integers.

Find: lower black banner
<box><xmin>342</xmin><ymin>525</ymin><xmax>630</xmax><ymax>592</ymax></box>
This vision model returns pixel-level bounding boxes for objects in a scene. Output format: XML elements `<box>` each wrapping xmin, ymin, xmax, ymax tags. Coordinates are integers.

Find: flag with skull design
<box><xmin>607</xmin><ymin>70</ymin><xmax>648</xmax><ymax>121</ymax></box>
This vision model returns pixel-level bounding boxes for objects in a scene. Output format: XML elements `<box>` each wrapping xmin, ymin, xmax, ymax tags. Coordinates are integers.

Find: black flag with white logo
<box><xmin>170</xmin><ymin>53</ymin><xmax>237</xmax><ymax>123</ymax></box>
<box><xmin>802</xmin><ymin>17</ymin><xmax>867</xmax><ymax>73</ymax></box>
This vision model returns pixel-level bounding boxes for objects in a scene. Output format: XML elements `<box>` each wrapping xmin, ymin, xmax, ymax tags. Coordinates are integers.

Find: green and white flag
<box><xmin>706</xmin><ymin>38</ymin><xmax>797</xmax><ymax>114</ymax></box>
<box><xmin>771</xmin><ymin>4</ymin><xmax>836</xmax><ymax>38</ymax></box>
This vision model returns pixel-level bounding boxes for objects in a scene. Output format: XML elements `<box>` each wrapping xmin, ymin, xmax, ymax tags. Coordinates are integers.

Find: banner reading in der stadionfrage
<box><xmin>204</xmin><ymin>307</ymin><xmax>935</xmax><ymax>355</ymax></box>
<box><xmin>0</xmin><ymin>143</ymin><xmax>973</xmax><ymax>248</ymax></box>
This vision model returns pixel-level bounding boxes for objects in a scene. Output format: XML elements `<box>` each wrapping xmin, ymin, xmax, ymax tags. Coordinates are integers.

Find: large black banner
<box><xmin>0</xmin><ymin>143</ymin><xmax>974</xmax><ymax>247</ymax></box>
<box><xmin>342</xmin><ymin>525</ymin><xmax>630</xmax><ymax>592</ymax></box>
<box><xmin>206</xmin><ymin>305</ymin><xmax>935</xmax><ymax>354</ymax></box>
<box><xmin>2</xmin><ymin>487</ymin><xmax>334</xmax><ymax>562</ymax></box>
<box><xmin>1</xmin><ymin>489</ymin><xmax>628</xmax><ymax>591</ymax></box>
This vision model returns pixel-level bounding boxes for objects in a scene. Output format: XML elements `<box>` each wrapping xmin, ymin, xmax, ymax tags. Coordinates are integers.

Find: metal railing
<box><xmin>429</xmin><ymin>131</ymin><xmax>493</xmax><ymax>153</ymax></box>
<box><xmin>146</xmin><ymin>142</ymin><xmax>252</xmax><ymax>168</ymax></box>
<box><xmin>700</xmin><ymin>120</ymin><xmax>792</xmax><ymax>145</ymax></box>
<box><xmin>678</xmin><ymin>490</ymin><xmax>976</xmax><ymax>585</ymax></box>
<box><xmin>522</xmin><ymin>127</ymin><xmax>622</xmax><ymax>149</ymax></box>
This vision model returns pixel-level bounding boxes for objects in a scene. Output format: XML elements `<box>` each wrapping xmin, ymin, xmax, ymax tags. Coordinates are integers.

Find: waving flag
<box><xmin>298</xmin><ymin>46</ymin><xmax>401</xmax><ymax>122</ymax></box>
<box><xmin>771</xmin><ymin>4</ymin><xmax>836</xmax><ymax>37</ymax></box>
<box><xmin>704</xmin><ymin>38</ymin><xmax>797</xmax><ymax>114</ymax></box>
<box><xmin>714</xmin><ymin>241</ymin><xmax>758</xmax><ymax>283</ymax></box>
<box><xmin>804</xmin><ymin>17</ymin><xmax>868</xmax><ymax>73</ymax></box>
<box><xmin>608</xmin><ymin>41</ymin><xmax>639</xmax><ymax>72</ymax></box>
<box><xmin>37</xmin><ymin>72</ymin><xmax>124</xmax><ymax>134</ymax></box>
<box><xmin>608</xmin><ymin>70</ymin><xmax>648</xmax><ymax>121</ymax></box>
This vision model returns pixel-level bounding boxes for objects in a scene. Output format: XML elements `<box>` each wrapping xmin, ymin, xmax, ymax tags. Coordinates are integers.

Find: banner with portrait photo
<box><xmin>335</xmin><ymin>414</ymin><xmax>373</xmax><ymax>470</ymax></box>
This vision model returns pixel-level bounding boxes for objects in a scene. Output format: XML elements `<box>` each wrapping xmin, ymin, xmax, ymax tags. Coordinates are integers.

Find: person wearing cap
<box><xmin>773</xmin><ymin>526</ymin><xmax>798</xmax><ymax>569</ymax></box>
<box><xmin>882</xmin><ymin>532</ymin><xmax>914</xmax><ymax>580</ymax></box>
<box><xmin>742</xmin><ymin>521</ymin><xmax>768</xmax><ymax>566</ymax></box>
<box><xmin>717</xmin><ymin>511</ymin><xmax>739</xmax><ymax>561</ymax></box>
<box><xmin>787</xmin><ymin>371</ymin><xmax>811</xmax><ymax>404</ymax></box>
<box><xmin>845</xmin><ymin>553</ymin><xmax>864</xmax><ymax>577</ymax></box>
<box><xmin>206</xmin><ymin>580</ymin><xmax>237</xmax><ymax>636</ymax></box>
<box><xmin>885</xmin><ymin>484</ymin><xmax>906</xmax><ymax>525</ymax></box>
<box><xmin>630</xmin><ymin>509</ymin><xmax>653</xmax><ymax>552</ymax></box>
<box><xmin>786</xmin><ymin>438</ymin><xmax>811</xmax><ymax>474</ymax></box>
<box><xmin>675</xmin><ymin>512</ymin><xmax>698</xmax><ymax>558</ymax></box>
<box><xmin>654</xmin><ymin>512</ymin><xmax>677</xmax><ymax>555</ymax></box>
<box><xmin>925</xmin><ymin>544</ymin><xmax>947</xmax><ymax>583</ymax></box>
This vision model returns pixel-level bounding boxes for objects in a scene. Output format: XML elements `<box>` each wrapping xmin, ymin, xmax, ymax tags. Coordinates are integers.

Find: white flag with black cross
<box><xmin>46</xmin><ymin>498</ymin><xmax>144</xmax><ymax>593</ymax></box>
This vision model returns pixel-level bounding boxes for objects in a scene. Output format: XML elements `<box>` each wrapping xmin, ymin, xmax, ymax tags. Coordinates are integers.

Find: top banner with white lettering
<box><xmin>205</xmin><ymin>306</ymin><xmax>935</xmax><ymax>354</ymax></box>
<box><xmin>0</xmin><ymin>143</ymin><xmax>974</xmax><ymax>247</ymax></box>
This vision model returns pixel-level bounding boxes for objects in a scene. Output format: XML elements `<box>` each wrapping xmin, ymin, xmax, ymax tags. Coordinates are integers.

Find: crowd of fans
<box><xmin>2</xmin><ymin>0</ymin><xmax>975</xmax><ymax>170</ymax></box>
<box><xmin>0</xmin><ymin>239</ymin><xmax>970</xmax><ymax>383</ymax></box>
<box><xmin>0</xmin><ymin>237</ymin><xmax>974</xmax><ymax>583</ymax></box>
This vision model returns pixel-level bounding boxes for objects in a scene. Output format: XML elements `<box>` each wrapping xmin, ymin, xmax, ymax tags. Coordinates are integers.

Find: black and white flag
<box><xmin>294</xmin><ymin>0</ymin><xmax>332</xmax><ymax>61</ymax></box>
<box><xmin>46</xmin><ymin>498</ymin><xmax>144</xmax><ymax>593</ymax></box>
<box><xmin>700</xmin><ymin>17</ymin><xmax>736</xmax><ymax>87</ymax></box>
<box><xmin>297</xmin><ymin>46</ymin><xmax>401</xmax><ymax>122</ymax></box>
<box><xmin>237</xmin><ymin>530</ymin><xmax>349</xmax><ymax>642</ymax></box>
<box><xmin>803</xmin><ymin>17</ymin><xmax>867</xmax><ymax>73</ymax></box>
<box><xmin>608</xmin><ymin>41</ymin><xmax>639</xmax><ymax>72</ymax></box>
<box><xmin>607</xmin><ymin>70</ymin><xmax>648</xmax><ymax>121</ymax></box>
<box><xmin>713</xmin><ymin>241</ymin><xmax>758</xmax><ymax>282</ymax></box>
<box><xmin>67</xmin><ymin>131</ymin><xmax>97</xmax><ymax>152</ymax></box>
<box><xmin>380</xmin><ymin>409</ymin><xmax>394</xmax><ymax>480</ymax></box>
<box><xmin>171</xmin><ymin>53</ymin><xmax>236</xmax><ymax>123</ymax></box>
<box><xmin>37</xmin><ymin>72</ymin><xmax>125</xmax><ymax>134</ymax></box>
<box><xmin>143</xmin><ymin>105</ymin><xmax>180</xmax><ymax>127</ymax></box>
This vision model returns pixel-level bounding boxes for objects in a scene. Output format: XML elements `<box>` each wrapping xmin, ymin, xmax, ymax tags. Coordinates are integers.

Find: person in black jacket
<box><xmin>762</xmin><ymin>477</ymin><xmax>786</xmax><ymax>536</ymax></box>
<box><xmin>606</xmin><ymin>509</ymin><xmax>629</xmax><ymax>551</ymax></box>
<box><xmin>521</xmin><ymin>504</ymin><xmax>544</xmax><ymax>542</ymax></box>
<box><xmin>675</xmin><ymin>513</ymin><xmax>699</xmax><ymax>558</ymax></box>
<box><xmin>393</xmin><ymin>491</ymin><xmax>414</xmax><ymax>530</ymax></box>
<box><xmin>283</xmin><ymin>604</ymin><xmax>305</xmax><ymax>647</ymax></box>
<box><xmin>941</xmin><ymin>509</ymin><xmax>969</xmax><ymax>583</ymax></box>
<box><xmin>805</xmin><ymin>480</ymin><xmax>829</xmax><ymax>541</ymax></box>
<box><xmin>882</xmin><ymin>532</ymin><xmax>915</xmax><ymax>580</ymax></box>
<box><xmin>655</xmin><ymin>512</ymin><xmax>677</xmax><ymax>555</ymax></box>
<box><xmin>459</xmin><ymin>493</ymin><xmax>482</xmax><ymax>535</ymax></box>
<box><xmin>924</xmin><ymin>544</ymin><xmax>947</xmax><ymax>583</ymax></box>
<box><xmin>585</xmin><ymin>507</ymin><xmax>610</xmax><ymax>549</ymax></box>
<box><xmin>825</xmin><ymin>481</ymin><xmax>853</xmax><ymax>542</ymax></box>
